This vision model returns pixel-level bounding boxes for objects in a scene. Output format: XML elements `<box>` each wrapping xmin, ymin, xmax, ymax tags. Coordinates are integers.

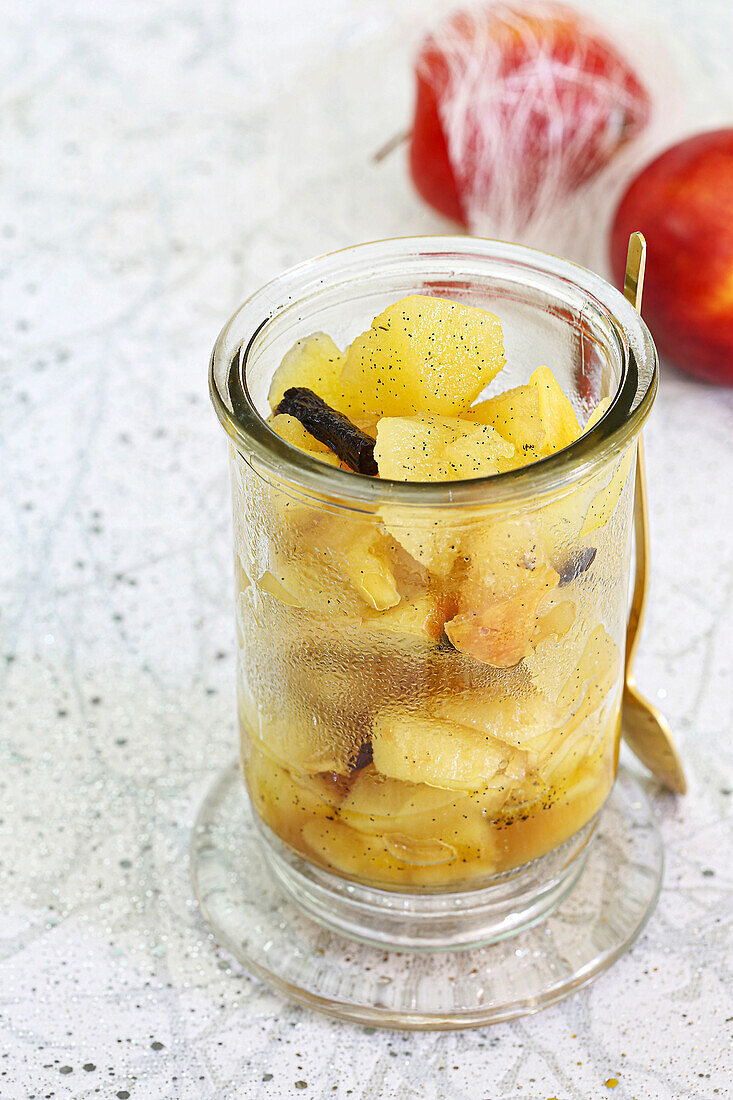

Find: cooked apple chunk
<box><xmin>342</xmin><ymin>295</ymin><xmax>506</xmax><ymax>417</ymax></box>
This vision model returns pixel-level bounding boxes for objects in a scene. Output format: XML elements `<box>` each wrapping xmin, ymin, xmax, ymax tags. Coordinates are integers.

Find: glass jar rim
<box><xmin>210</xmin><ymin>236</ymin><xmax>657</xmax><ymax>509</ymax></box>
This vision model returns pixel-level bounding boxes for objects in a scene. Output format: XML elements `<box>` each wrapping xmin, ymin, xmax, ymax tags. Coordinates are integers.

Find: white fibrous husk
<box><xmin>417</xmin><ymin>1</ymin><xmax>694</xmax><ymax>270</ymax></box>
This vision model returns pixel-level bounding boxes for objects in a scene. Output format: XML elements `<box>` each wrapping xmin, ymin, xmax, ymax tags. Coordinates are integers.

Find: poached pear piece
<box><xmin>268</xmin><ymin>332</ymin><xmax>348</xmax><ymax>413</ymax></box>
<box><xmin>268</xmin><ymin>412</ymin><xmax>342</xmax><ymax>467</ymax></box>
<box><xmin>374</xmin><ymin>415</ymin><xmax>515</xmax><ymax>481</ymax></box>
<box><xmin>341</xmin><ymin>295</ymin><xmax>506</xmax><ymax>418</ymax></box>
<box><xmin>371</xmin><ymin>710</ymin><xmax>528</xmax><ymax>791</ymax></box>
<box><xmin>465</xmin><ymin>367</ymin><xmax>582</xmax><ymax>465</ymax></box>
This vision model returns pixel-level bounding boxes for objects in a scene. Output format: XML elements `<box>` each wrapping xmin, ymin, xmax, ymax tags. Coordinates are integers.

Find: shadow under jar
<box><xmin>210</xmin><ymin>238</ymin><xmax>657</xmax><ymax>951</ymax></box>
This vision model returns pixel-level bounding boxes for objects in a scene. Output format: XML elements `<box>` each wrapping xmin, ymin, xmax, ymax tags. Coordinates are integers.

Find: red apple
<box><xmin>409</xmin><ymin>4</ymin><xmax>650</xmax><ymax>229</ymax></box>
<box><xmin>610</xmin><ymin>129</ymin><xmax>733</xmax><ymax>385</ymax></box>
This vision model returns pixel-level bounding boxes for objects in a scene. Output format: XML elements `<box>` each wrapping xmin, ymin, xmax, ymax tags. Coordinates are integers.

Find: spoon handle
<box><xmin>623</xmin><ymin>231</ymin><xmax>649</xmax><ymax>671</ymax></box>
<box><xmin>621</xmin><ymin>232</ymin><xmax>687</xmax><ymax>793</ymax></box>
<box><xmin>626</xmin><ymin>438</ymin><xmax>649</xmax><ymax>669</ymax></box>
<box><xmin>623</xmin><ymin>230</ymin><xmax>646</xmax><ymax>311</ymax></box>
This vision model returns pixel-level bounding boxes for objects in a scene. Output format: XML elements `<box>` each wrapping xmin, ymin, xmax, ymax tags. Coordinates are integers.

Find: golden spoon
<box><xmin>621</xmin><ymin>231</ymin><xmax>687</xmax><ymax>793</ymax></box>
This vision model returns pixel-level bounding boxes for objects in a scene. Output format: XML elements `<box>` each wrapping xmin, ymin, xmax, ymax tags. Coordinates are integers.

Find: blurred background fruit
<box><xmin>610</xmin><ymin>128</ymin><xmax>733</xmax><ymax>385</ymax></box>
<box><xmin>409</xmin><ymin>2</ymin><xmax>650</xmax><ymax>231</ymax></box>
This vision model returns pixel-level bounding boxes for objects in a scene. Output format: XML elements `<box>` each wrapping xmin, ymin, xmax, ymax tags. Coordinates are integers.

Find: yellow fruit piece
<box><xmin>520</xmin><ymin>625</ymin><xmax>620</xmax><ymax>786</ymax></box>
<box><xmin>533</xmin><ymin>599</ymin><xmax>577</xmax><ymax>645</ymax></box>
<box><xmin>538</xmin><ymin>731</ymin><xmax>594</xmax><ymax>787</ymax></box>
<box><xmin>445</xmin><ymin>571</ymin><xmax>557</xmax><ymax>668</ymax></box>
<box><xmin>302</xmin><ymin>809</ymin><xmax>500</xmax><ymax>883</ymax></box>
<box><xmin>386</xmin><ymin>536</ymin><xmax>432</xmax><ymax>596</ymax></box>
<box><xmin>257</xmin><ymin>570</ymin><xmax>303</xmax><ymax>608</ymax></box>
<box><xmin>442</xmin><ymin>425</ymin><xmax>516</xmax><ymax>478</ymax></box>
<box><xmin>375</xmin><ymin>415</ymin><xmax>462</xmax><ymax>480</ymax></box>
<box><xmin>372</xmin><ymin>711</ymin><xmax>527</xmax><ymax>791</ymax></box>
<box><xmin>301</xmin><ymin>816</ymin><xmax>393</xmax><ymax>877</ymax></box>
<box><xmin>339</xmin><ymin>770</ymin><xmax>500</xmax><ymax>866</ymax></box>
<box><xmin>268</xmin><ymin>413</ymin><xmax>342</xmax><ymax>467</ymax></box>
<box><xmin>583</xmin><ymin>396</ymin><xmax>612</xmax><ymax>432</ymax></box>
<box><xmin>465</xmin><ymin>383</ymin><xmax>544</xmax><ymax>459</ymax></box>
<box><xmin>445</xmin><ymin>520</ymin><xmax>560</xmax><ymax>667</ymax></box>
<box><xmin>361</xmin><ymin>591</ymin><xmax>447</xmax><ymax>642</ymax></box>
<box><xmin>375</xmin><ymin>415</ymin><xmax>515</xmax><ymax>481</ymax></box>
<box><xmin>247</xmin><ymin>743</ymin><xmax>340</xmax><ymax>820</ymax></box>
<box><xmin>459</xmin><ymin>516</ymin><xmax>545</xmax><ymax>586</ymax></box>
<box><xmin>342</xmin><ymin>295</ymin><xmax>506</xmax><ymax>418</ymax></box>
<box><xmin>557</xmin><ymin>624</ymin><xmax>620</xmax><ymax>713</ymax></box>
<box><xmin>580</xmin><ymin>445</ymin><xmax>635</xmax><ymax>537</ymax></box>
<box><xmin>379</xmin><ymin>506</ymin><xmax>463</xmax><ymax>576</ymax></box>
<box><xmin>269</xmin><ymin>413</ymin><xmax>330</xmax><ymax>452</ymax></box>
<box><xmin>268</xmin><ymin>332</ymin><xmax>347</xmax><ymax>412</ymax></box>
<box><xmin>382</xmin><ymin>834</ymin><xmax>459</xmax><ymax>866</ymax></box>
<box><xmin>434</xmin><ymin>692</ymin><xmax>562</xmax><ymax>757</ymax></box>
<box><xmin>540</xmin><ymin>438</ymin><xmax>633</xmax><ymax>548</ymax></box>
<box><xmin>257</xmin><ymin>552</ymin><xmax>364</xmax><ymax>618</ymax></box>
<box><xmin>464</xmin><ymin>367</ymin><xmax>581</xmax><ymax>468</ymax></box>
<box><xmin>260</xmin><ymin>516</ymin><xmax>400</xmax><ymax>615</ymax></box>
<box><xmin>339</xmin><ymin>770</ymin><xmax>505</xmax><ymax>864</ymax></box>
<box><xmin>340</xmin><ymin>768</ymin><xmax>469</xmax><ymax>833</ymax></box>
<box><xmin>354</xmin><ymin>571</ymin><xmax>400</xmax><ymax>612</ymax></box>
<box><xmin>317</xmin><ymin>517</ymin><xmax>400</xmax><ymax>611</ymax></box>
<box><xmin>243</xmin><ymin>694</ymin><xmax>352</xmax><ymax>772</ymax></box>
<box><xmin>529</xmin><ymin>367</ymin><xmax>582</xmax><ymax>454</ymax></box>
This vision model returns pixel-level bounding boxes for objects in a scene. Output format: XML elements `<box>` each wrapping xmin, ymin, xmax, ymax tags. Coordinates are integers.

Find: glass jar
<box><xmin>209</xmin><ymin>237</ymin><xmax>657</xmax><ymax>950</ymax></box>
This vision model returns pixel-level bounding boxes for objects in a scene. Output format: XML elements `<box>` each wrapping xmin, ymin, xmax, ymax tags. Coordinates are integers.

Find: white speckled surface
<box><xmin>1</xmin><ymin>1</ymin><xmax>732</xmax><ymax>1097</ymax></box>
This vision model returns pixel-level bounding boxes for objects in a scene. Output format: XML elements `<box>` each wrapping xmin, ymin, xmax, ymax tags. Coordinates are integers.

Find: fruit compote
<box><xmin>233</xmin><ymin>295</ymin><xmax>631</xmax><ymax>890</ymax></box>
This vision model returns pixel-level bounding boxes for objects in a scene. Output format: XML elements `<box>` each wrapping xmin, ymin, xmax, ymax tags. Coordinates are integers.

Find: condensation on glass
<box><xmin>210</xmin><ymin>238</ymin><xmax>656</xmax><ymax>946</ymax></box>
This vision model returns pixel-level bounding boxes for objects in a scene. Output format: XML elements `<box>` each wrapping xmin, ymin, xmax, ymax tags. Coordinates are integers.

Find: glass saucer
<box><xmin>190</xmin><ymin>765</ymin><xmax>662</xmax><ymax>1030</ymax></box>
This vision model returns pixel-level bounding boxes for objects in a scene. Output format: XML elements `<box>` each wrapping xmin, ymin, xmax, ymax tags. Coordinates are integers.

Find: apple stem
<box><xmin>373</xmin><ymin>128</ymin><xmax>412</xmax><ymax>164</ymax></box>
